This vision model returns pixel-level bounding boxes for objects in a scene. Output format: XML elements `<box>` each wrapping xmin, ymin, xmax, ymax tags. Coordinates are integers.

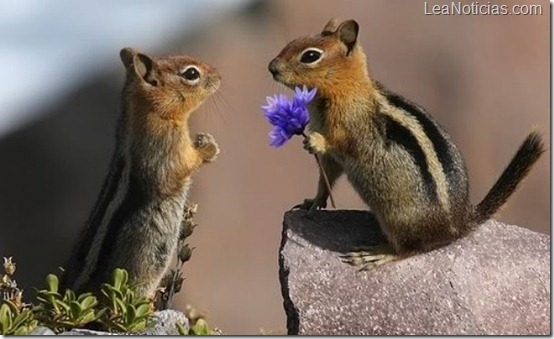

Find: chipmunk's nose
<box><xmin>268</xmin><ymin>59</ymin><xmax>280</xmax><ymax>77</ymax></box>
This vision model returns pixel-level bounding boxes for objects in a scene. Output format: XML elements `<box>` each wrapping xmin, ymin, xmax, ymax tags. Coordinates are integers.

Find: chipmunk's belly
<box><xmin>342</xmin><ymin>151</ymin><xmax>429</xmax><ymax>214</ymax></box>
<box><xmin>76</xmin><ymin>177</ymin><xmax>190</xmax><ymax>298</ymax></box>
<box><xmin>112</xmin><ymin>188</ymin><xmax>189</xmax><ymax>296</ymax></box>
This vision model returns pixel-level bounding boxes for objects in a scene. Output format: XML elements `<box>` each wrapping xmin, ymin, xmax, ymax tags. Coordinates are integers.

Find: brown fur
<box><xmin>474</xmin><ymin>129</ymin><xmax>545</xmax><ymax>224</ymax></box>
<box><xmin>60</xmin><ymin>48</ymin><xmax>219</xmax><ymax>299</ymax></box>
<box><xmin>121</xmin><ymin>48</ymin><xmax>220</xmax><ymax>197</ymax></box>
<box><xmin>269</xmin><ymin>18</ymin><xmax>544</xmax><ymax>257</ymax></box>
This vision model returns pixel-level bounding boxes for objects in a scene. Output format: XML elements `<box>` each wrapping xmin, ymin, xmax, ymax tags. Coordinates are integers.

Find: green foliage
<box><xmin>0</xmin><ymin>300</ymin><xmax>37</xmax><ymax>335</ymax></box>
<box><xmin>2</xmin><ymin>257</ymin><xmax>155</xmax><ymax>334</ymax></box>
<box><xmin>2</xmin><ymin>206</ymin><xmax>207</xmax><ymax>336</ymax></box>
<box><xmin>188</xmin><ymin>318</ymin><xmax>213</xmax><ymax>335</ymax></box>
<box><xmin>34</xmin><ymin>269</ymin><xmax>154</xmax><ymax>333</ymax></box>
<box><xmin>96</xmin><ymin>268</ymin><xmax>154</xmax><ymax>333</ymax></box>
<box><xmin>33</xmin><ymin>274</ymin><xmax>103</xmax><ymax>333</ymax></box>
<box><xmin>176</xmin><ymin>321</ymin><xmax>188</xmax><ymax>335</ymax></box>
<box><xmin>176</xmin><ymin>319</ymin><xmax>216</xmax><ymax>335</ymax></box>
<box><xmin>175</xmin><ymin>304</ymin><xmax>221</xmax><ymax>335</ymax></box>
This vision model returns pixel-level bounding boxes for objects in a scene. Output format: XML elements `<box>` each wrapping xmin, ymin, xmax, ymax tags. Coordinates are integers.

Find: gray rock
<box><xmin>279</xmin><ymin>210</ymin><xmax>550</xmax><ymax>335</ymax></box>
<box><xmin>59</xmin><ymin>329</ymin><xmax>116</xmax><ymax>335</ymax></box>
<box><xmin>138</xmin><ymin>309</ymin><xmax>189</xmax><ymax>335</ymax></box>
<box><xmin>29</xmin><ymin>326</ymin><xmax>56</xmax><ymax>335</ymax></box>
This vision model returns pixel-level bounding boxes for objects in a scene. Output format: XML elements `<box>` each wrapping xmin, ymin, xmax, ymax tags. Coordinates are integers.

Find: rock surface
<box><xmin>59</xmin><ymin>329</ymin><xmax>117</xmax><ymax>336</ymax></box>
<box><xmin>138</xmin><ymin>309</ymin><xmax>189</xmax><ymax>335</ymax></box>
<box><xmin>279</xmin><ymin>210</ymin><xmax>550</xmax><ymax>335</ymax></box>
<box><xmin>29</xmin><ymin>326</ymin><xmax>56</xmax><ymax>335</ymax></box>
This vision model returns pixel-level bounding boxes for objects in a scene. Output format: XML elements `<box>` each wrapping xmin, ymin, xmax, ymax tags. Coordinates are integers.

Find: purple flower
<box><xmin>261</xmin><ymin>86</ymin><xmax>317</xmax><ymax>148</ymax></box>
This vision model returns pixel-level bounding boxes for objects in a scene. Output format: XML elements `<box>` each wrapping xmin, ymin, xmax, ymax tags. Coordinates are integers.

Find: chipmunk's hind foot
<box><xmin>341</xmin><ymin>243</ymin><xmax>398</xmax><ymax>271</ymax></box>
<box><xmin>291</xmin><ymin>197</ymin><xmax>327</xmax><ymax>211</ymax></box>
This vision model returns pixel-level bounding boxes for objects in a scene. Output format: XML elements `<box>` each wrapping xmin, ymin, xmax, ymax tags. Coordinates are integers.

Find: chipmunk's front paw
<box><xmin>303</xmin><ymin>132</ymin><xmax>327</xmax><ymax>154</ymax></box>
<box><xmin>292</xmin><ymin>196</ymin><xmax>327</xmax><ymax>211</ymax></box>
<box><xmin>194</xmin><ymin>133</ymin><xmax>219</xmax><ymax>163</ymax></box>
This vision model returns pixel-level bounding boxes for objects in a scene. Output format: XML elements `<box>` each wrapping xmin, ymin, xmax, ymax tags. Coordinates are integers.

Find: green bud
<box><xmin>3</xmin><ymin>257</ymin><xmax>16</xmax><ymax>276</ymax></box>
<box><xmin>178</xmin><ymin>245</ymin><xmax>193</xmax><ymax>263</ymax></box>
<box><xmin>180</xmin><ymin>222</ymin><xmax>196</xmax><ymax>240</ymax></box>
<box><xmin>191</xmin><ymin>318</ymin><xmax>210</xmax><ymax>335</ymax></box>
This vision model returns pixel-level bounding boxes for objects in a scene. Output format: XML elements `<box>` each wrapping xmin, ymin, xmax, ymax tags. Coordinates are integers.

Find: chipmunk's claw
<box><xmin>193</xmin><ymin>133</ymin><xmax>211</xmax><ymax>148</ymax></box>
<box><xmin>302</xmin><ymin>138</ymin><xmax>317</xmax><ymax>155</ymax></box>
<box><xmin>341</xmin><ymin>243</ymin><xmax>398</xmax><ymax>270</ymax></box>
<box><xmin>194</xmin><ymin>133</ymin><xmax>219</xmax><ymax>163</ymax></box>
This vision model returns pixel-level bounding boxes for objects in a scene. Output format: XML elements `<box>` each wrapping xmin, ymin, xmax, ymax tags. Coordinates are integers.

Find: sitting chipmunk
<box><xmin>60</xmin><ymin>48</ymin><xmax>220</xmax><ymax>298</ymax></box>
<box><xmin>268</xmin><ymin>18</ymin><xmax>544</xmax><ymax>268</ymax></box>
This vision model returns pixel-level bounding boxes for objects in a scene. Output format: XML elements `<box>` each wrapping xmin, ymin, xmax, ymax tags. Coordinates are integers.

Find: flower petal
<box><xmin>269</xmin><ymin>127</ymin><xmax>291</xmax><ymax>148</ymax></box>
<box><xmin>305</xmin><ymin>87</ymin><xmax>317</xmax><ymax>101</ymax></box>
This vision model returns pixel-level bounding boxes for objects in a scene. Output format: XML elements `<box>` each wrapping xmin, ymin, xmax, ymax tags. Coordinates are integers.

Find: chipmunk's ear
<box><xmin>120</xmin><ymin>47</ymin><xmax>159</xmax><ymax>86</ymax></box>
<box><xmin>336</xmin><ymin>20</ymin><xmax>359</xmax><ymax>56</ymax></box>
<box><xmin>321</xmin><ymin>17</ymin><xmax>342</xmax><ymax>34</ymax></box>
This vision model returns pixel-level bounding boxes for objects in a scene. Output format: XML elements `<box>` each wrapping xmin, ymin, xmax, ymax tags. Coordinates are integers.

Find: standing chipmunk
<box><xmin>60</xmin><ymin>48</ymin><xmax>220</xmax><ymax>298</ymax></box>
<box><xmin>268</xmin><ymin>18</ymin><xmax>544</xmax><ymax>268</ymax></box>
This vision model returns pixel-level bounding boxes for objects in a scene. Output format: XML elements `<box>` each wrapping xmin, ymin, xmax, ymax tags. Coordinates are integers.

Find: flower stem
<box><xmin>313</xmin><ymin>153</ymin><xmax>337</xmax><ymax>209</ymax></box>
<box><xmin>302</xmin><ymin>132</ymin><xmax>336</xmax><ymax>209</ymax></box>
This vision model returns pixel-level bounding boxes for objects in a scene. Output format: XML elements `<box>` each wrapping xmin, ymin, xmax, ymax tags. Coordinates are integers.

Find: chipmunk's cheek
<box><xmin>280</xmin><ymin>73</ymin><xmax>298</xmax><ymax>87</ymax></box>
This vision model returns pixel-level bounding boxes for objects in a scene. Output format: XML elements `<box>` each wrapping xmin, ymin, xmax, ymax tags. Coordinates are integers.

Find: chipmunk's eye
<box><xmin>180</xmin><ymin>65</ymin><xmax>201</xmax><ymax>85</ymax></box>
<box><xmin>300</xmin><ymin>48</ymin><xmax>323</xmax><ymax>64</ymax></box>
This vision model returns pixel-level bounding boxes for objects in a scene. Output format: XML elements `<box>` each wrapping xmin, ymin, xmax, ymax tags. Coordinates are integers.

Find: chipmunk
<box><xmin>60</xmin><ymin>48</ymin><xmax>220</xmax><ymax>298</ymax></box>
<box><xmin>268</xmin><ymin>18</ymin><xmax>545</xmax><ymax>268</ymax></box>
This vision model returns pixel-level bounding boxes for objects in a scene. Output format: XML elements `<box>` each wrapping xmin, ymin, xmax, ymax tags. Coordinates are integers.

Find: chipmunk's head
<box><xmin>120</xmin><ymin>48</ymin><xmax>220</xmax><ymax>120</ymax></box>
<box><xmin>268</xmin><ymin>18</ymin><xmax>370</xmax><ymax>96</ymax></box>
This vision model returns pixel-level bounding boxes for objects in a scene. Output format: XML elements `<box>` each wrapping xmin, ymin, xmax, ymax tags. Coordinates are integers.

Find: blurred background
<box><xmin>0</xmin><ymin>0</ymin><xmax>549</xmax><ymax>334</ymax></box>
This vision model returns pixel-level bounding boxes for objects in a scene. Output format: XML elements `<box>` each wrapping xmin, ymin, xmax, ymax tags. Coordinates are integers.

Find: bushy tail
<box><xmin>473</xmin><ymin>130</ymin><xmax>545</xmax><ymax>224</ymax></box>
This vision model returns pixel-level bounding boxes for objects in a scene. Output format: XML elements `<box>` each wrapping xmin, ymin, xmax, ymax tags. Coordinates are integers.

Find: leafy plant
<box><xmin>176</xmin><ymin>318</ymin><xmax>219</xmax><ymax>335</ymax></box>
<box><xmin>2</xmin><ymin>243</ymin><xmax>211</xmax><ymax>335</ymax></box>
<box><xmin>97</xmin><ymin>268</ymin><xmax>154</xmax><ymax>333</ymax></box>
<box><xmin>3</xmin><ymin>258</ymin><xmax>155</xmax><ymax>334</ymax></box>
<box><xmin>0</xmin><ymin>300</ymin><xmax>37</xmax><ymax>335</ymax></box>
<box><xmin>33</xmin><ymin>274</ymin><xmax>103</xmax><ymax>333</ymax></box>
<box><xmin>157</xmin><ymin>203</ymin><xmax>197</xmax><ymax>310</ymax></box>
